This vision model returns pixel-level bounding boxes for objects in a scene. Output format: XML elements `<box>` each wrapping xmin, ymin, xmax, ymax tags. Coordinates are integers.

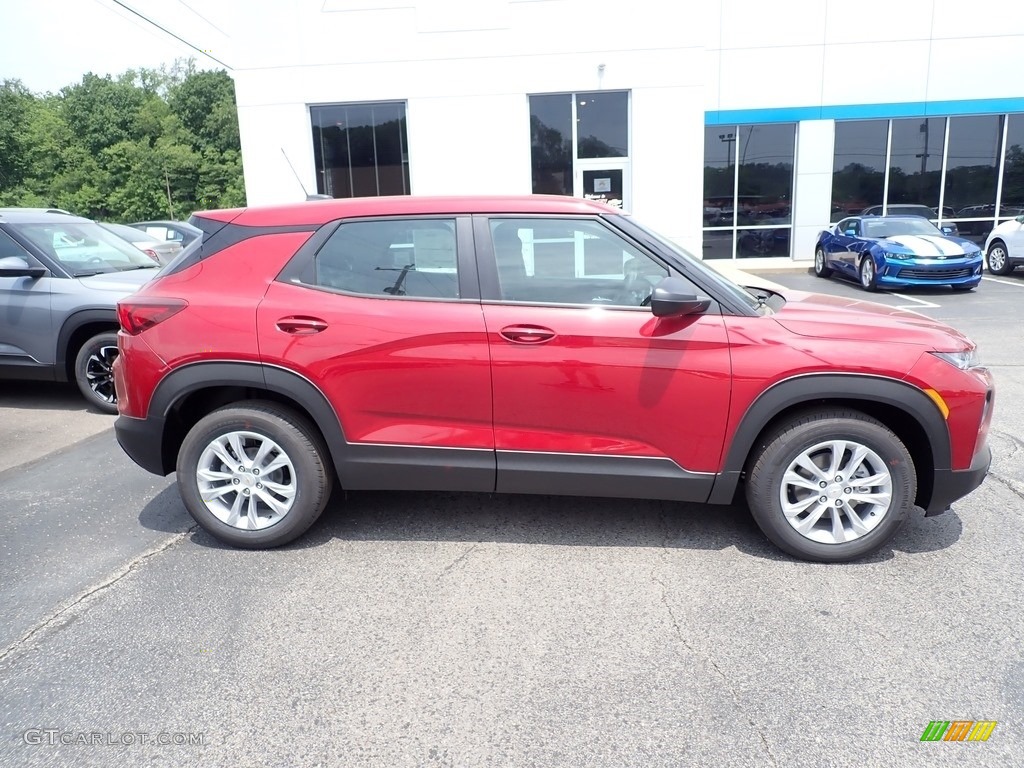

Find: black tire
<box><xmin>813</xmin><ymin>247</ymin><xmax>833</xmax><ymax>278</ymax></box>
<box><xmin>986</xmin><ymin>240</ymin><xmax>1013</xmax><ymax>275</ymax></box>
<box><xmin>858</xmin><ymin>256</ymin><xmax>878</xmax><ymax>292</ymax></box>
<box><xmin>176</xmin><ymin>401</ymin><xmax>333</xmax><ymax>548</ymax></box>
<box><xmin>73</xmin><ymin>331</ymin><xmax>119</xmax><ymax>414</ymax></box>
<box><xmin>744</xmin><ymin>408</ymin><xmax>916</xmax><ymax>563</ymax></box>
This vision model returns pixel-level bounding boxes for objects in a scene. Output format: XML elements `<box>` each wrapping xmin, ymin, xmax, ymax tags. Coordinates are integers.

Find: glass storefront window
<box><xmin>576</xmin><ymin>91</ymin><xmax>628</xmax><ymax>158</ymax></box>
<box><xmin>311</xmin><ymin>102</ymin><xmax>409</xmax><ymax>198</ymax></box>
<box><xmin>887</xmin><ymin>117</ymin><xmax>945</xmax><ymax>209</ymax></box>
<box><xmin>1001</xmin><ymin>114</ymin><xmax>1024</xmax><ymax>219</ymax></box>
<box><xmin>530</xmin><ymin>94</ymin><xmax>573</xmax><ymax>196</ymax></box>
<box><xmin>831</xmin><ymin>120</ymin><xmax>887</xmax><ymax>222</ymax></box>
<box><xmin>702</xmin><ymin>123</ymin><xmax>794</xmax><ymax>259</ymax></box>
<box><xmin>943</xmin><ymin>115</ymin><xmax>1002</xmax><ymax>244</ymax></box>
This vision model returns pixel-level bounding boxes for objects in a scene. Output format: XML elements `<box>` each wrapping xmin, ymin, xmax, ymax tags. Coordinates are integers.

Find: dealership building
<box><xmin>224</xmin><ymin>0</ymin><xmax>1024</xmax><ymax>264</ymax></box>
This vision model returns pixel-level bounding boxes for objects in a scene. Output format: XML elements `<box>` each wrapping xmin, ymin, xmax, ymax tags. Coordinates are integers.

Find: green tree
<box><xmin>0</xmin><ymin>58</ymin><xmax>245</xmax><ymax>221</ymax></box>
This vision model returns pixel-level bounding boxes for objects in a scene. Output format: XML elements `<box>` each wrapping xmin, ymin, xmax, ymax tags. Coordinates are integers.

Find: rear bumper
<box><xmin>115</xmin><ymin>413</ymin><xmax>168</xmax><ymax>476</ymax></box>
<box><xmin>924</xmin><ymin>443</ymin><xmax>991</xmax><ymax>516</ymax></box>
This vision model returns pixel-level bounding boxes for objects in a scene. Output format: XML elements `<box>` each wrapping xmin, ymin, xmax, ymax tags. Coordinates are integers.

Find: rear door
<box><xmin>476</xmin><ymin>215</ymin><xmax>732</xmax><ymax>501</ymax></box>
<box><xmin>260</xmin><ymin>215</ymin><xmax>494</xmax><ymax>491</ymax></box>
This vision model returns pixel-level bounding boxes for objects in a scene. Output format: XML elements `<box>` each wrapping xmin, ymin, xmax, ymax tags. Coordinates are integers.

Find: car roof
<box><xmin>193</xmin><ymin>194</ymin><xmax>622</xmax><ymax>228</ymax></box>
<box><xmin>0</xmin><ymin>208</ymin><xmax>91</xmax><ymax>224</ymax></box>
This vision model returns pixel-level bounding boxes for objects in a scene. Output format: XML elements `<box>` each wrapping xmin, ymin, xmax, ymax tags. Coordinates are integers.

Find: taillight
<box><xmin>143</xmin><ymin>248</ymin><xmax>160</xmax><ymax>263</ymax></box>
<box><xmin>117</xmin><ymin>298</ymin><xmax>188</xmax><ymax>335</ymax></box>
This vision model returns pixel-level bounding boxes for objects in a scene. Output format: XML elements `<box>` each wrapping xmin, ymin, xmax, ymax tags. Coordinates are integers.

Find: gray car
<box><xmin>0</xmin><ymin>209</ymin><xmax>159</xmax><ymax>413</ymax></box>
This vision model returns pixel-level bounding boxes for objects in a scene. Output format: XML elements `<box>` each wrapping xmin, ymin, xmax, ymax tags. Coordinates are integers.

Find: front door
<box><xmin>477</xmin><ymin>215</ymin><xmax>732</xmax><ymax>501</ymax></box>
<box><xmin>0</xmin><ymin>229</ymin><xmax>53</xmax><ymax>371</ymax></box>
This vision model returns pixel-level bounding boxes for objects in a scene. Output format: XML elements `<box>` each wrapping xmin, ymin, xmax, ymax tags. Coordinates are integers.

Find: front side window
<box><xmin>311</xmin><ymin>102</ymin><xmax>410</xmax><ymax>198</ymax></box>
<box><xmin>489</xmin><ymin>218</ymin><xmax>668</xmax><ymax>307</ymax></box>
<box><xmin>14</xmin><ymin>222</ymin><xmax>157</xmax><ymax>275</ymax></box>
<box><xmin>313</xmin><ymin>218</ymin><xmax>459</xmax><ymax>299</ymax></box>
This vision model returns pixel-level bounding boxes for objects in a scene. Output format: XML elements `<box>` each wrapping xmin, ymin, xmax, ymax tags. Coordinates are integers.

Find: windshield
<box><xmin>862</xmin><ymin>218</ymin><xmax>943</xmax><ymax>238</ymax></box>
<box><xmin>15</xmin><ymin>222</ymin><xmax>159</xmax><ymax>275</ymax></box>
<box><xmin>612</xmin><ymin>215</ymin><xmax>763</xmax><ymax>312</ymax></box>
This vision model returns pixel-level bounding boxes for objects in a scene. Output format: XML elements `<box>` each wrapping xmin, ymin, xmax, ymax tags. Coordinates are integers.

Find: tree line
<box><xmin>0</xmin><ymin>59</ymin><xmax>245</xmax><ymax>223</ymax></box>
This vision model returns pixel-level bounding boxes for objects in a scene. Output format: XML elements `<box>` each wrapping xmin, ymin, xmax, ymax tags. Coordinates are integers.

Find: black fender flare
<box><xmin>148</xmin><ymin>361</ymin><xmax>349</xmax><ymax>477</ymax></box>
<box><xmin>706</xmin><ymin>373</ymin><xmax>951</xmax><ymax>504</ymax></box>
<box><xmin>56</xmin><ymin>309</ymin><xmax>119</xmax><ymax>380</ymax></box>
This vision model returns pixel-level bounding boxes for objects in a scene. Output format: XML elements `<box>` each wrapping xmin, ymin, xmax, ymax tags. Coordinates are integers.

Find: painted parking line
<box><xmin>891</xmin><ymin>293</ymin><xmax>940</xmax><ymax>308</ymax></box>
<box><xmin>982</xmin><ymin>276</ymin><xmax>1024</xmax><ymax>288</ymax></box>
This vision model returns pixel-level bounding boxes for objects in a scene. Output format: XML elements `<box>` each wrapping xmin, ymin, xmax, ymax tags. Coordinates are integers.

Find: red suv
<box><xmin>113</xmin><ymin>196</ymin><xmax>994</xmax><ymax>562</ymax></box>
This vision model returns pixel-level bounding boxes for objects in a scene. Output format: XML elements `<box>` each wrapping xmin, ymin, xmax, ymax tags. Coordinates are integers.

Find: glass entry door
<box><xmin>575</xmin><ymin>159</ymin><xmax>630</xmax><ymax>212</ymax></box>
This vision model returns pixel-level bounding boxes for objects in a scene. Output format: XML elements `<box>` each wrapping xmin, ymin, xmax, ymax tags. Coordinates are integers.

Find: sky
<box><xmin>0</xmin><ymin>0</ymin><xmax>230</xmax><ymax>93</ymax></box>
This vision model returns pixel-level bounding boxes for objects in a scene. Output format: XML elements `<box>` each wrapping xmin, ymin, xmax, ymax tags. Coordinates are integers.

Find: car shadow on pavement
<box><xmin>0</xmin><ymin>381</ymin><xmax>96</xmax><ymax>412</ymax></box>
<box><xmin>170</xmin><ymin>490</ymin><xmax>965</xmax><ymax>564</ymax></box>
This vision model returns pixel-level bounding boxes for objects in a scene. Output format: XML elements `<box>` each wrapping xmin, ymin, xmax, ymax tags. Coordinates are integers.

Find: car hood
<box><xmin>866</xmin><ymin>234</ymin><xmax>979</xmax><ymax>257</ymax></box>
<box><xmin>769</xmin><ymin>288</ymin><xmax>973</xmax><ymax>348</ymax></box>
<box><xmin>76</xmin><ymin>268</ymin><xmax>159</xmax><ymax>292</ymax></box>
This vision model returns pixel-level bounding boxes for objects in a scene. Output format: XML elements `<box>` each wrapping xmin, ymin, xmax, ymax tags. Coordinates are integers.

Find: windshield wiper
<box><xmin>116</xmin><ymin>265</ymin><xmax>159</xmax><ymax>272</ymax></box>
<box><xmin>72</xmin><ymin>269</ymin><xmax>109</xmax><ymax>277</ymax></box>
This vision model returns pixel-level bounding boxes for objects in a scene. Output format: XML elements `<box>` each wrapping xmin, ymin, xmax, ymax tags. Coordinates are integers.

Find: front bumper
<box><xmin>924</xmin><ymin>442</ymin><xmax>992</xmax><ymax>515</ymax></box>
<box><xmin>115</xmin><ymin>413</ymin><xmax>168</xmax><ymax>476</ymax></box>
<box><xmin>878</xmin><ymin>257</ymin><xmax>983</xmax><ymax>288</ymax></box>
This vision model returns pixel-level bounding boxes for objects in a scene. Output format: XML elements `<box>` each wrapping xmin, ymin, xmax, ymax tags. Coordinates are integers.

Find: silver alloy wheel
<box><xmin>196</xmin><ymin>430</ymin><xmax>297</xmax><ymax>530</ymax></box>
<box><xmin>778</xmin><ymin>439</ymin><xmax>893</xmax><ymax>544</ymax></box>
<box><xmin>860</xmin><ymin>258</ymin><xmax>874</xmax><ymax>288</ymax></box>
<box><xmin>815</xmin><ymin>249</ymin><xmax>825</xmax><ymax>272</ymax></box>
<box><xmin>85</xmin><ymin>344</ymin><xmax>118</xmax><ymax>403</ymax></box>
<box><xmin>988</xmin><ymin>245</ymin><xmax>1007</xmax><ymax>271</ymax></box>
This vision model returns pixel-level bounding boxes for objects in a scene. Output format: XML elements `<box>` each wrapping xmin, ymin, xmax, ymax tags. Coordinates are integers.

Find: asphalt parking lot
<box><xmin>2</xmin><ymin>269</ymin><xmax>1023</xmax><ymax>767</ymax></box>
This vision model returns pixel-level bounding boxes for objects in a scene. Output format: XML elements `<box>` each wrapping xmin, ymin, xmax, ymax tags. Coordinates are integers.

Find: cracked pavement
<box><xmin>1</xmin><ymin>270</ymin><xmax>1023</xmax><ymax>767</ymax></box>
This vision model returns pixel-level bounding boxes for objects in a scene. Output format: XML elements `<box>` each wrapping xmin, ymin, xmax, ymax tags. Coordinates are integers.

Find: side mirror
<box><xmin>0</xmin><ymin>256</ymin><xmax>47</xmax><ymax>279</ymax></box>
<box><xmin>941</xmin><ymin>226</ymin><xmax>954</xmax><ymax>235</ymax></box>
<box><xmin>844</xmin><ymin>229</ymin><xmax>857</xmax><ymax>237</ymax></box>
<box><xmin>1016</xmin><ymin>214</ymin><xmax>1024</xmax><ymax>224</ymax></box>
<box><xmin>649</xmin><ymin>276</ymin><xmax>711</xmax><ymax>318</ymax></box>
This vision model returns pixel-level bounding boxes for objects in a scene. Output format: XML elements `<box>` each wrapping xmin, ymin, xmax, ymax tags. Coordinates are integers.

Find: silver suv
<box><xmin>0</xmin><ymin>209</ymin><xmax>160</xmax><ymax>413</ymax></box>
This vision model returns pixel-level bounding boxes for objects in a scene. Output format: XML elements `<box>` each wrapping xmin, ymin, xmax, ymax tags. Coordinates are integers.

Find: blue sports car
<box><xmin>814</xmin><ymin>215</ymin><xmax>984</xmax><ymax>292</ymax></box>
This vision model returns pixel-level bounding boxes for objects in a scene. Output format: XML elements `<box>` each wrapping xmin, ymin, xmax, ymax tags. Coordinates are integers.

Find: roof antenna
<box><xmin>281</xmin><ymin>148</ymin><xmax>332</xmax><ymax>201</ymax></box>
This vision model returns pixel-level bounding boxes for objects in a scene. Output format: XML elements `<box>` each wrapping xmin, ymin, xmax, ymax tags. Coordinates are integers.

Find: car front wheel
<box><xmin>74</xmin><ymin>331</ymin><xmax>119</xmax><ymax>414</ymax></box>
<box><xmin>814</xmin><ymin>247</ymin><xmax>833</xmax><ymax>278</ymax></box>
<box><xmin>745</xmin><ymin>408</ymin><xmax>916</xmax><ymax>563</ymax></box>
<box><xmin>176</xmin><ymin>401</ymin><xmax>333</xmax><ymax>548</ymax></box>
<box><xmin>859</xmin><ymin>256</ymin><xmax>878</xmax><ymax>292</ymax></box>
<box><xmin>987</xmin><ymin>241</ymin><xmax>1012</xmax><ymax>275</ymax></box>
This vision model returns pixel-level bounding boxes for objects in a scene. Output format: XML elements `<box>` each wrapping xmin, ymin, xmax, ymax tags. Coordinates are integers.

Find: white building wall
<box><xmin>216</xmin><ymin>0</ymin><xmax>1024</xmax><ymax>260</ymax></box>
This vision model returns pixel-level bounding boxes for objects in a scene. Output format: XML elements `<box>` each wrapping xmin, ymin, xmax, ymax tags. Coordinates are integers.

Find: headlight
<box><xmin>884</xmin><ymin>251</ymin><xmax>911</xmax><ymax>260</ymax></box>
<box><xmin>930</xmin><ymin>347</ymin><xmax>982</xmax><ymax>370</ymax></box>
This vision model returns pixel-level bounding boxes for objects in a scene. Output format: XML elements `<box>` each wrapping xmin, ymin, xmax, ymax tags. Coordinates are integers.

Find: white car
<box><xmin>984</xmin><ymin>213</ymin><xmax>1024</xmax><ymax>275</ymax></box>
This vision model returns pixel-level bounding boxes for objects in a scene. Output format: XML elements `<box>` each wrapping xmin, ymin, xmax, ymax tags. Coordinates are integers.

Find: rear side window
<box><xmin>313</xmin><ymin>219</ymin><xmax>459</xmax><ymax>299</ymax></box>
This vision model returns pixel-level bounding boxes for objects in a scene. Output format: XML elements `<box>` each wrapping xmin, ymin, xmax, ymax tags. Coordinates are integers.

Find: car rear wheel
<box><xmin>176</xmin><ymin>401</ymin><xmax>333</xmax><ymax>548</ymax></box>
<box><xmin>814</xmin><ymin>247</ymin><xmax>833</xmax><ymax>278</ymax></box>
<box><xmin>73</xmin><ymin>331</ymin><xmax>119</xmax><ymax>414</ymax></box>
<box><xmin>745</xmin><ymin>408</ymin><xmax>916</xmax><ymax>563</ymax></box>
<box><xmin>986</xmin><ymin>241</ymin><xmax>1012</xmax><ymax>275</ymax></box>
<box><xmin>859</xmin><ymin>256</ymin><xmax>878</xmax><ymax>292</ymax></box>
